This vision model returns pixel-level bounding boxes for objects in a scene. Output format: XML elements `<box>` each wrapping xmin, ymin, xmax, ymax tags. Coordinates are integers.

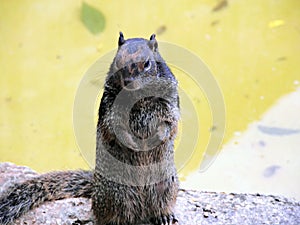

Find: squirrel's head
<box><xmin>109</xmin><ymin>32</ymin><xmax>162</xmax><ymax>91</ymax></box>
<box><xmin>104</xmin><ymin>33</ymin><xmax>178</xmax><ymax>111</ymax></box>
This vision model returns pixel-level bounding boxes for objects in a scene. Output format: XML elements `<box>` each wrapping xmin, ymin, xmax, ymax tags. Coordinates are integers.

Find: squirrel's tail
<box><xmin>0</xmin><ymin>170</ymin><xmax>93</xmax><ymax>224</ymax></box>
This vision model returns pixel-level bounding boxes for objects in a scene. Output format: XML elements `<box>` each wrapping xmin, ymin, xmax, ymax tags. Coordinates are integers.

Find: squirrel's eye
<box><xmin>144</xmin><ymin>60</ymin><xmax>151</xmax><ymax>72</ymax></box>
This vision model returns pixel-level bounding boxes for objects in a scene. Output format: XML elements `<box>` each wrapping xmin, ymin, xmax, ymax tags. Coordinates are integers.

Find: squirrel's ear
<box><xmin>118</xmin><ymin>32</ymin><xmax>126</xmax><ymax>46</ymax></box>
<box><xmin>150</xmin><ymin>34</ymin><xmax>156</xmax><ymax>41</ymax></box>
<box><xmin>148</xmin><ymin>34</ymin><xmax>158</xmax><ymax>51</ymax></box>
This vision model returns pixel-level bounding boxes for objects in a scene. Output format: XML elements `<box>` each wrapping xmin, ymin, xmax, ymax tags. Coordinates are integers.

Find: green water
<box><xmin>0</xmin><ymin>0</ymin><xmax>299</xmax><ymax>180</ymax></box>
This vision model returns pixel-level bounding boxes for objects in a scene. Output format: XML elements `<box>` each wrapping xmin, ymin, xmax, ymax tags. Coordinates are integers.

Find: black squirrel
<box><xmin>0</xmin><ymin>33</ymin><xmax>180</xmax><ymax>225</ymax></box>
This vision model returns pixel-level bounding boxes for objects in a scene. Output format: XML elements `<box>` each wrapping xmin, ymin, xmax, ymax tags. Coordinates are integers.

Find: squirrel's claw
<box><xmin>150</xmin><ymin>213</ymin><xmax>178</xmax><ymax>225</ymax></box>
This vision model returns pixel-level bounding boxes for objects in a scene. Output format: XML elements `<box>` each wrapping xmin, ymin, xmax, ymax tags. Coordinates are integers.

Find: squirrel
<box><xmin>0</xmin><ymin>32</ymin><xmax>180</xmax><ymax>225</ymax></box>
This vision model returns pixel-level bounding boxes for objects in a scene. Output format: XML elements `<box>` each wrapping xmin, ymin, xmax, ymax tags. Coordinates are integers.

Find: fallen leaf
<box><xmin>81</xmin><ymin>2</ymin><xmax>105</xmax><ymax>35</ymax></box>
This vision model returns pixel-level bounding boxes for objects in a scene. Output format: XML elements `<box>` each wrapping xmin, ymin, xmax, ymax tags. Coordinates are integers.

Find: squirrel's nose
<box><xmin>128</xmin><ymin>62</ymin><xmax>144</xmax><ymax>75</ymax></box>
<box><xmin>127</xmin><ymin>63</ymin><xmax>136</xmax><ymax>74</ymax></box>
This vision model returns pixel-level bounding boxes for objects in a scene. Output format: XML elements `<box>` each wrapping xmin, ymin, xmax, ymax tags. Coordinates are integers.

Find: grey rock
<box><xmin>0</xmin><ymin>163</ymin><xmax>299</xmax><ymax>225</ymax></box>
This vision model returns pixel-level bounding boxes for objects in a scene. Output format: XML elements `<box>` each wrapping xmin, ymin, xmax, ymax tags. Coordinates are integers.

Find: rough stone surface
<box><xmin>0</xmin><ymin>163</ymin><xmax>299</xmax><ymax>225</ymax></box>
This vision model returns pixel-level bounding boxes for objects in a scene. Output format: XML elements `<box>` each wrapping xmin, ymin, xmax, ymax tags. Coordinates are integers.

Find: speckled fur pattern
<box><xmin>0</xmin><ymin>170</ymin><xmax>93</xmax><ymax>224</ymax></box>
<box><xmin>0</xmin><ymin>33</ymin><xmax>179</xmax><ymax>225</ymax></box>
<box><xmin>93</xmin><ymin>33</ymin><xmax>180</xmax><ymax>224</ymax></box>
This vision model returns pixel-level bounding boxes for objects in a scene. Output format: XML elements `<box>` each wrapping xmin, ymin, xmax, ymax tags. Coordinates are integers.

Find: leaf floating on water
<box><xmin>268</xmin><ymin>20</ymin><xmax>285</xmax><ymax>28</ymax></box>
<box><xmin>81</xmin><ymin>2</ymin><xmax>105</xmax><ymax>35</ymax></box>
<box><xmin>211</xmin><ymin>20</ymin><xmax>220</xmax><ymax>26</ymax></box>
<box><xmin>156</xmin><ymin>25</ymin><xmax>167</xmax><ymax>35</ymax></box>
<box><xmin>277</xmin><ymin>56</ymin><xmax>287</xmax><ymax>61</ymax></box>
<box><xmin>212</xmin><ymin>0</ymin><xmax>228</xmax><ymax>12</ymax></box>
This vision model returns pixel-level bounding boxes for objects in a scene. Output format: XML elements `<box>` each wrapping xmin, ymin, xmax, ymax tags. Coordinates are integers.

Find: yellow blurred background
<box><xmin>0</xmin><ymin>0</ymin><xmax>299</xmax><ymax>182</ymax></box>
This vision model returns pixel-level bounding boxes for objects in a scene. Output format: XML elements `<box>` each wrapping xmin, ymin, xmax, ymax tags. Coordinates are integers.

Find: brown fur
<box><xmin>0</xmin><ymin>33</ymin><xmax>180</xmax><ymax>225</ymax></box>
<box><xmin>0</xmin><ymin>170</ymin><xmax>93</xmax><ymax>224</ymax></box>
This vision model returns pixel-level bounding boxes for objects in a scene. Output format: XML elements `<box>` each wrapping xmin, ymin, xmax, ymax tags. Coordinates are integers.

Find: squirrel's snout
<box><xmin>126</xmin><ymin>61</ymin><xmax>148</xmax><ymax>75</ymax></box>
